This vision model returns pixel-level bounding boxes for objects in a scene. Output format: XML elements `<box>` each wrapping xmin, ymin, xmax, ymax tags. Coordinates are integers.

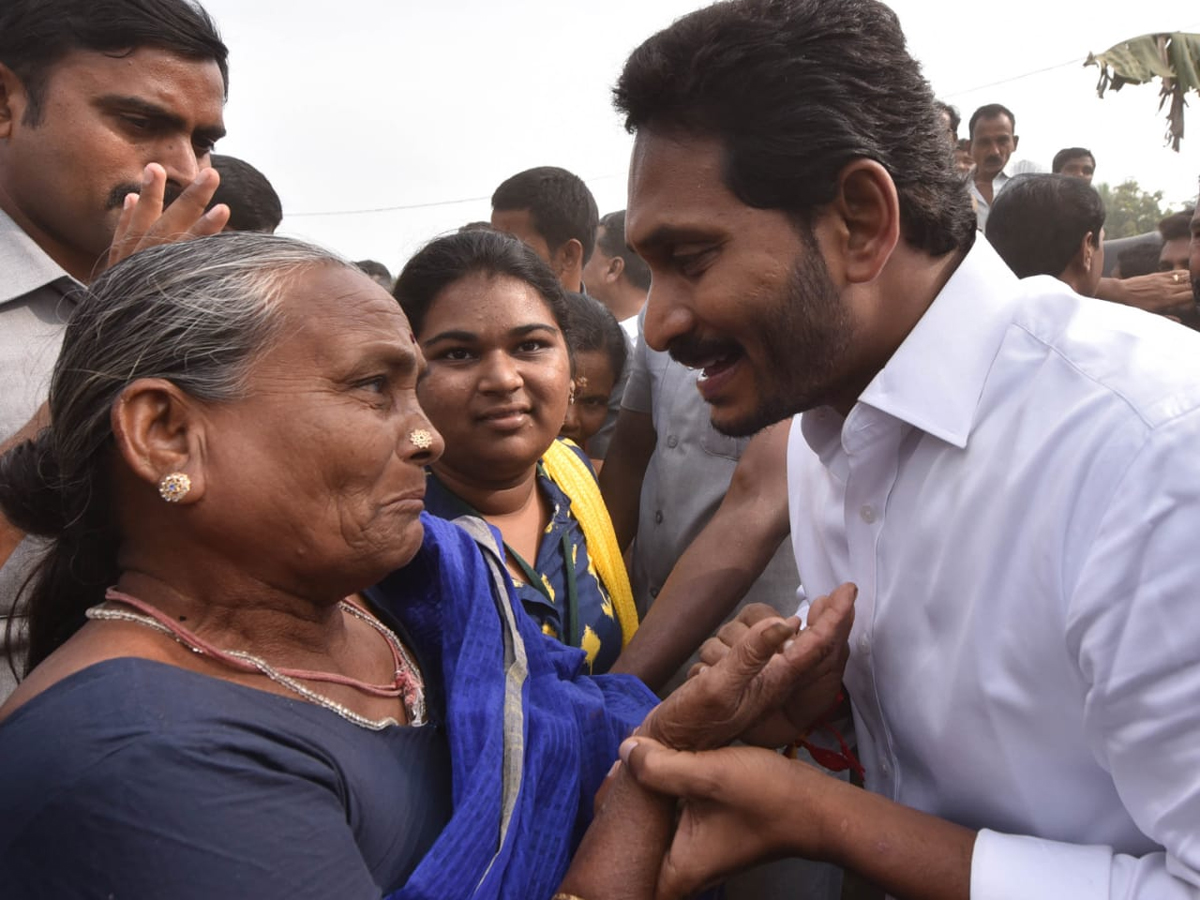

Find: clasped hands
<box><xmin>615</xmin><ymin>583</ymin><xmax>857</xmax><ymax>898</ymax></box>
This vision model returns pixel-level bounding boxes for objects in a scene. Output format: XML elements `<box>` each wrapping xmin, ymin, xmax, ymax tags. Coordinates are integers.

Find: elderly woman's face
<box><xmin>201</xmin><ymin>264</ymin><xmax>442</xmax><ymax>592</ymax></box>
<box><xmin>415</xmin><ymin>272</ymin><xmax>572</xmax><ymax>485</ymax></box>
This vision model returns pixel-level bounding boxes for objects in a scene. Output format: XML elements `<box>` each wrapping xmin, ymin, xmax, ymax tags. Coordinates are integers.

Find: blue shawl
<box><xmin>367</xmin><ymin>514</ymin><xmax>657</xmax><ymax>900</ymax></box>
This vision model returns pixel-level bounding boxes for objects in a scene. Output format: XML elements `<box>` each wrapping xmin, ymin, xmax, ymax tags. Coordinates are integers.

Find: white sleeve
<box><xmin>972</xmin><ymin>408</ymin><xmax>1200</xmax><ymax>898</ymax></box>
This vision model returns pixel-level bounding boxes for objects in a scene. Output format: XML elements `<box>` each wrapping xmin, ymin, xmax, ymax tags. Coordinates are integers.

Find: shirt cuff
<box><xmin>971</xmin><ymin>829</ymin><xmax>1114</xmax><ymax>899</ymax></box>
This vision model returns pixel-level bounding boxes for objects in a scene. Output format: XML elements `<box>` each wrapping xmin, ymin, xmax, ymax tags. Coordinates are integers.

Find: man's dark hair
<box><xmin>1051</xmin><ymin>147</ymin><xmax>1095</xmax><ymax>174</ymax></box>
<box><xmin>613</xmin><ymin>0</ymin><xmax>975</xmax><ymax>257</ymax></box>
<box><xmin>968</xmin><ymin>103</ymin><xmax>1016</xmax><ymax>139</ymax></box>
<box><xmin>354</xmin><ymin>259</ymin><xmax>393</xmax><ymax>288</ymax></box>
<box><xmin>597</xmin><ymin>210</ymin><xmax>651</xmax><ymax>291</ymax></box>
<box><xmin>491</xmin><ymin>166</ymin><xmax>599</xmax><ymax>264</ymax></box>
<box><xmin>1158</xmin><ymin>209</ymin><xmax>1195</xmax><ymax>242</ymax></box>
<box><xmin>0</xmin><ymin>0</ymin><xmax>229</xmax><ymax>126</ymax></box>
<box><xmin>208</xmin><ymin>155</ymin><xmax>282</xmax><ymax>234</ymax></box>
<box><xmin>394</xmin><ymin>229</ymin><xmax>571</xmax><ymax>347</ymax></box>
<box><xmin>935</xmin><ymin>100</ymin><xmax>960</xmax><ymax>138</ymax></box>
<box><xmin>563</xmin><ymin>290</ymin><xmax>628</xmax><ymax>385</ymax></box>
<box><xmin>1116</xmin><ymin>242</ymin><xmax>1163</xmax><ymax>279</ymax></box>
<box><xmin>986</xmin><ymin>174</ymin><xmax>1105</xmax><ymax>278</ymax></box>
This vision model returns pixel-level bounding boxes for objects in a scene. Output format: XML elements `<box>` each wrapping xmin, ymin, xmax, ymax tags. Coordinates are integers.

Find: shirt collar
<box><xmin>0</xmin><ymin>206</ymin><xmax>79</xmax><ymax>307</ymax></box>
<box><xmin>853</xmin><ymin>237</ymin><xmax>1020</xmax><ymax>449</ymax></box>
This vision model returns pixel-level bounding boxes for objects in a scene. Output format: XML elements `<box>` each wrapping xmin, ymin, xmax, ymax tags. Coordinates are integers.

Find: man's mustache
<box><xmin>105</xmin><ymin>183</ymin><xmax>183</xmax><ymax>211</ymax></box>
<box><xmin>667</xmin><ymin>333</ymin><xmax>742</xmax><ymax>370</ymax></box>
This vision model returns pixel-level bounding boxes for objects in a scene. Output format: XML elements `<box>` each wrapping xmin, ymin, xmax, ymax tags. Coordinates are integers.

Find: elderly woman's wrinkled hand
<box><xmin>695</xmin><ymin>584</ymin><xmax>856</xmax><ymax>748</ymax></box>
<box><xmin>638</xmin><ymin>584</ymin><xmax>855</xmax><ymax>752</ymax></box>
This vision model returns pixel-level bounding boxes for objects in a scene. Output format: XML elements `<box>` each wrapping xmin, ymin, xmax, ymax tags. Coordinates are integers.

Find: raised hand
<box><xmin>107</xmin><ymin>163</ymin><xmax>230</xmax><ymax>269</ymax></box>
<box><xmin>694</xmin><ymin>584</ymin><xmax>856</xmax><ymax>747</ymax></box>
<box><xmin>640</xmin><ymin>583</ymin><xmax>855</xmax><ymax>751</ymax></box>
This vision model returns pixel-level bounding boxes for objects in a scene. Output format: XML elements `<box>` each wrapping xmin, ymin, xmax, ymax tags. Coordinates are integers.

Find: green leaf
<box><xmin>1086</xmin><ymin>33</ymin><xmax>1200</xmax><ymax>150</ymax></box>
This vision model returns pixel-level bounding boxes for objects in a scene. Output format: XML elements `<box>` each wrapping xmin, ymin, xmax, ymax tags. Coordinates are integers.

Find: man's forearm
<box><xmin>611</xmin><ymin>421</ymin><xmax>793</xmax><ymax>690</ymax></box>
<box><xmin>610</xmin><ymin>508</ymin><xmax>786</xmax><ymax>690</ymax></box>
<box><xmin>598</xmin><ymin>409</ymin><xmax>656</xmax><ymax>551</ymax></box>
<box><xmin>811</xmin><ymin>775</ymin><xmax>975</xmax><ymax>900</ymax></box>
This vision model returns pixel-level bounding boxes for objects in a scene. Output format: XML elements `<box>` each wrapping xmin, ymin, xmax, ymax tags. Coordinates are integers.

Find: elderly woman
<box><xmin>394</xmin><ymin>231</ymin><xmax>637</xmax><ymax>674</ymax></box>
<box><xmin>0</xmin><ymin>233</ymin><xmax>854</xmax><ymax>899</ymax></box>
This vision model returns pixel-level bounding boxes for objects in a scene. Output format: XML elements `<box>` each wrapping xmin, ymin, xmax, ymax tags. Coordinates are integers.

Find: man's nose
<box><xmin>159</xmin><ymin>140</ymin><xmax>202</xmax><ymax>190</ymax></box>
<box><xmin>641</xmin><ymin>280</ymin><xmax>694</xmax><ymax>353</ymax></box>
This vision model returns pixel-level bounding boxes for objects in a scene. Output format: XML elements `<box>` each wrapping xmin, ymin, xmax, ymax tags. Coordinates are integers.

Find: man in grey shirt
<box><xmin>0</xmin><ymin>0</ymin><xmax>232</xmax><ymax>698</ymax></box>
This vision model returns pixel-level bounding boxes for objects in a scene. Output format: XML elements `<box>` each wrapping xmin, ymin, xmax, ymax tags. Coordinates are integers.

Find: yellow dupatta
<box><xmin>541</xmin><ymin>440</ymin><xmax>639</xmax><ymax>647</ymax></box>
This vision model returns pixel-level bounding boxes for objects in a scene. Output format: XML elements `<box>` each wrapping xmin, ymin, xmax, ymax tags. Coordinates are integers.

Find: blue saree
<box><xmin>367</xmin><ymin>513</ymin><xmax>658</xmax><ymax>900</ymax></box>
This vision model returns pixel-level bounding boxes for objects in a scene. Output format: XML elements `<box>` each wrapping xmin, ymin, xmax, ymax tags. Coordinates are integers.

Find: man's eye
<box><xmin>357</xmin><ymin>376</ymin><xmax>388</xmax><ymax>393</ymax></box>
<box><xmin>517</xmin><ymin>340</ymin><xmax>548</xmax><ymax>353</ymax></box>
<box><xmin>440</xmin><ymin>348</ymin><xmax>473</xmax><ymax>361</ymax></box>
<box><xmin>121</xmin><ymin>115</ymin><xmax>151</xmax><ymax>130</ymax></box>
<box><xmin>674</xmin><ymin>249</ymin><xmax>714</xmax><ymax>276</ymax></box>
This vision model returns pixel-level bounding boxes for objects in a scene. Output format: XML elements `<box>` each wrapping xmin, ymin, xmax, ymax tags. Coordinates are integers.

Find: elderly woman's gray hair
<box><xmin>0</xmin><ymin>232</ymin><xmax>353</xmax><ymax>676</ymax></box>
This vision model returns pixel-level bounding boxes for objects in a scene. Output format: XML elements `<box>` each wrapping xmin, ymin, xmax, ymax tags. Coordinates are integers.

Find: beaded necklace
<box><xmin>85</xmin><ymin>588</ymin><xmax>425</xmax><ymax>730</ymax></box>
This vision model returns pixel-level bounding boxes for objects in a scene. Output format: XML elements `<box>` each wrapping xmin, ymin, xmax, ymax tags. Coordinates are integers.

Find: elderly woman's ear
<box><xmin>110</xmin><ymin>378</ymin><xmax>207</xmax><ymax>504</ymax></box>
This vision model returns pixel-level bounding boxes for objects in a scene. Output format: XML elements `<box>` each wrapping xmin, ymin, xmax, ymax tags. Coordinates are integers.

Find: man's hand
<box><xmin>620</xmin><ymin>738</ymin><xmax>840</xmax><ymax>899</ymax></box>
<box><xmin>1096</xmin><ymin>272</ymin><xmax>1195</xmax><ymax>316</ymax></box>
<box><xmin>106</xmin><ymin>163</ymin><xmax>230</xmax><ymax>269</ymax></box>
<box><xmin>640</xmin><ymin>583</ymin><xmax>855</xmax><ymax>751</ymax></box>
<box><xmin>695</xmin><ymin>584</ymin><xmax>856</xmax><ymax>747</ymax></box>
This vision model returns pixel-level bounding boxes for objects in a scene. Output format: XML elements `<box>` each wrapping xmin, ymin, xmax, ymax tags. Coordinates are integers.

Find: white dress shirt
<box><xmin>787</xmin><ymin>238</ymin><xmax>1200</xmax><ymax>897</ymax></box>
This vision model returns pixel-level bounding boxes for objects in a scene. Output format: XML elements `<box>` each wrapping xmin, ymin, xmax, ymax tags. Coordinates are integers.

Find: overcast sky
<box><xmin>201</xmin><ymin>0</ymin><xmax>1200</xmax><ymax>273</ymax></box>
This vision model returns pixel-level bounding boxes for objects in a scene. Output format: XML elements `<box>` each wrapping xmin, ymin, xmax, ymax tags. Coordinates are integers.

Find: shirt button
<box><xmin>860</xmin><ymin>505</ymin><xmax>877</xmax><ymax>523</ymax></box>
<box><xmin>654</xmin><ymin>510</ymin><xmax>664</xmax><ymax>524</ymax></box>
<box><xmin>857</xmin><ymin>635</ymin><xmax>871</xmax><ymax>654</ymax></box>
<box><xmin>879</xmin><ymin>759</ymin><xmax>891</xmax><ymax>777</ymax></box>
<box><xmin>650</xmin><ymin>587</ymin><xmax>660</xmax><ymax>599</ymax></box>
<box><xmin>666</xmin><ymin>435</ymin><xmax>679</xmax><ymax>448</ymax></box>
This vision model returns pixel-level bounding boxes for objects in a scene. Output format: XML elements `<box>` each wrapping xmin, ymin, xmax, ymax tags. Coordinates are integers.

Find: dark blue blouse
<box><xmin>0</xmin><ymin>657</ymin><xmax>451</xmax><ymax>899</ymax></box>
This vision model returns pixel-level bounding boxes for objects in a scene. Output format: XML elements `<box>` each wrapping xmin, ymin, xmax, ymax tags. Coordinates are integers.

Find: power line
<box><xmin>944</xmin><ymin>25</ymin><xmax>1200</xmax><ymax>99</ymax></box>
<box><xmin>288</xmin><ymin>172</ymin><xmax>623</xmax><ymax>219</ymax></box>
<box><xmin>287</xmin><ymin>193</ymin><xmax>492</xmax><ymax>218</ymax></box>
<box><xmin>944</xmin><ymin>57</ymin><xmax>1087</xmax><ymax>99</ymax></box>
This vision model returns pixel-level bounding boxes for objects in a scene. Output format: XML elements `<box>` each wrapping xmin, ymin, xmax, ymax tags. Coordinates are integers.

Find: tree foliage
<box><xmin>1096</xmin><ymin>180</ymin><xmax>1168</xmax><ymax>238</ymax></box>
<box><xmin>1086</xmin><ymin>32</ymin><xmax>1200</xmax><ymax>151</ymax></box>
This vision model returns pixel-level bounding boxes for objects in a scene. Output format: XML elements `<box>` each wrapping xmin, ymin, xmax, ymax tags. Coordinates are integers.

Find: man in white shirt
<box><xmin>967</xmin><ymin>103</ymin><xmax>1019</xmax><ymax>232</ymax></box>
<box><xmin>613</xmin><ymin>1</ymin><xmax>1200</xmax><ymax>897</ymax></box>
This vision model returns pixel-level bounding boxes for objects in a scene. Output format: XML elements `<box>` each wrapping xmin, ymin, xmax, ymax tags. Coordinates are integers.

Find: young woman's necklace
<box><xmin>85</xmin><ymin>588</ymin><xmax>425</xmax><ymax>730</ymax></box>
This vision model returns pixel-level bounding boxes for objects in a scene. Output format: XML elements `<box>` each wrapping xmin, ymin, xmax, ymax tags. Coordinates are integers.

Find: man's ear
<box><xmin>828</xmin><ymin>159</ymin><xmax>901</xmax><ymax>285</ymax></box>
<box><xmin>0</xmin><ymin>63</ymin><xmax>26</xmax><ymax>139</ymax></box>
<box><xmin>1012</xmin><ymin>134</ymin><xmax>1020</xmax><ymax>152</ymax></box>
<box><xmin>1059</xmin><ymin>232</ymin><xmax>1093</xmax><ymax>292</ymax></box>
<box><xmin>555</xmin><ymin>238</ymin><xmax>585</xmax><ymax>280</ymax></box>
<box><xmin>605</xmin><ymin>255</ymin><xmax>625</xmax><ymax>285</ymax></box>
<box><xmin>110</xmin><ymin>378</ymin><xmax>207</xmax><ymax>504</ymax></box>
